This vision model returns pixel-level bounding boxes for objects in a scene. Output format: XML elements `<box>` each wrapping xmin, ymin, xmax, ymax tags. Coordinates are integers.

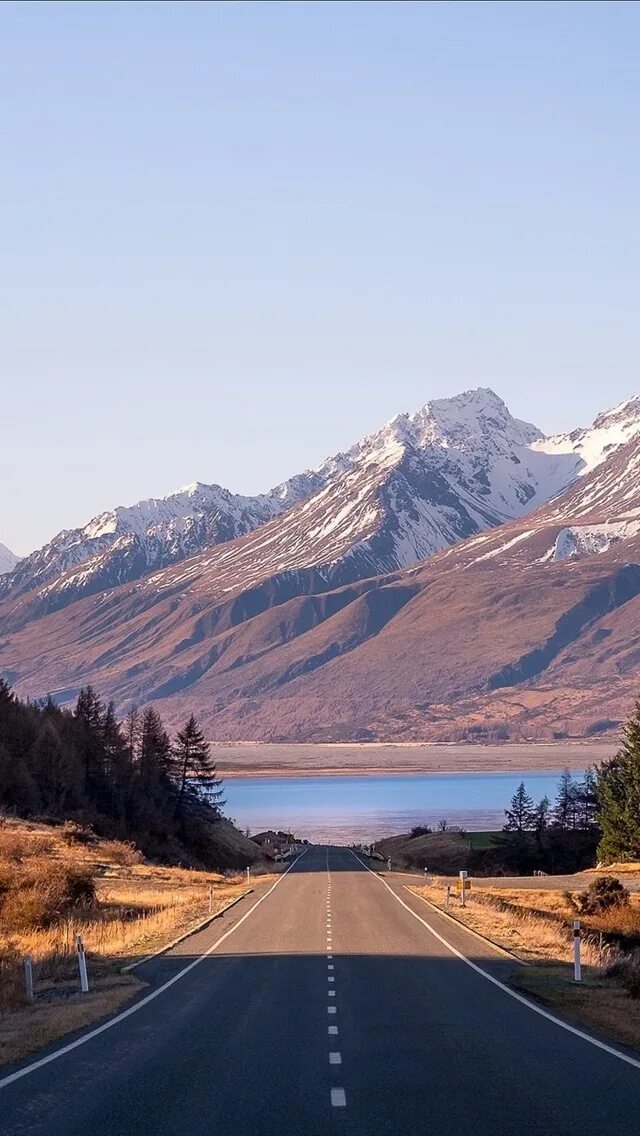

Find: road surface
<box><xmin>1</xmin><ymin>846</ymin><xmax>639</xmax><ymax>1135</ymax></box>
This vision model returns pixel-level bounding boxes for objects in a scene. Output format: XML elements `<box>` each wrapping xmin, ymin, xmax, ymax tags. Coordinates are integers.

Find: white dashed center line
<box><xmin>328</xmin><ymin>1025</ymin><xmax>338</xmax><ymax>1035</ymax></box>
<box><xmin>329</xmin><ymin>1052</ymin><xmax>342</xmax><ymax>1065</ymax></box>
<box><xmin>331</xmin><ymin>1088</ymin><xmax>346</xmax><ymax>1108</ymax></box>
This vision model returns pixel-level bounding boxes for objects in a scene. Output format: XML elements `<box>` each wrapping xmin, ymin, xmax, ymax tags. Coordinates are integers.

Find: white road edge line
<box><xmin>350</xmin><ymin>850</ymin><xmax>640</xmax><ymax>1073</ymax></box>
<box><xmin>0</xmin><ymin>850</ymin><xmax>308</xmax><ymax>1091</ymax></box>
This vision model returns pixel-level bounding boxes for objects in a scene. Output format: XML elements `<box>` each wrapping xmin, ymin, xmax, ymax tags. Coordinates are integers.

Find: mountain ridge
<box><xmin>2</xmin><ymin>386</ymin><xmax>640</xmax><ymax>743</ymax></box>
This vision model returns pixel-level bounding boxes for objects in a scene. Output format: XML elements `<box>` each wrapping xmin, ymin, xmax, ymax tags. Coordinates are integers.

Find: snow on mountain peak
<box><xmin>532</xmin><ymin>392</ymin><xmax>640</xmax><ymax>477</ymax></box>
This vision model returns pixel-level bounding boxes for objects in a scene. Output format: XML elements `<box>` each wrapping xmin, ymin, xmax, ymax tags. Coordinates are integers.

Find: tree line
<box><xmin>504</xmin><ymin>768</ymin><xmax>598</xmax><ymax>836</ymax></box>
<box><xmin>0</xmin><ymin>680</ymin><xmax>225</xmax><ymax>864</ymax></box>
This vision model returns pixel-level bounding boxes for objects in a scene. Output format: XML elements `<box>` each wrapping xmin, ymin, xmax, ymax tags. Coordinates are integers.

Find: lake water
<box><xmin>222</xmin><ymin>771</ymin><xmax>579</xmax><ymax>844</ymax></box>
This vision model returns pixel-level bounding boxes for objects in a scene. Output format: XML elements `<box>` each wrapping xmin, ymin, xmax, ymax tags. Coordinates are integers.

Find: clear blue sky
<box><xmin>2</xmin><ymin>1</ymin><xmax>639</xmax><ymax>554</ymax></box>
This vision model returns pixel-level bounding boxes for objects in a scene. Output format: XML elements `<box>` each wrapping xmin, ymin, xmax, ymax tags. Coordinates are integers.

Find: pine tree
<box><xmin>504</xmin><ymin>782</ymin><xmax>536</xmax><ymax>832</ymax></box>
<box><xmin>0</xmin><ymin>741</ymin><xmax>40</xmax><ymax>814</ymax></box>
<box><xmin>171</xmin><ymin>715</ymin><xmax>225</xmax><ymax>819</ymax></box>
<box><xmin>534</xmin><ymin>795</ymin><xmax>550</xmax><ymax>837</ymax></box>
<box><xmin>576</xmin><ymin>766</ymin><xmax>599</xmax><ymax>829</ymax></box>
<box><xmin>29</xmin><ymin>721</ymin><xmax>83</xmax><ymax>815</ymax></box>
<box><xmin>597</xmin><ymin>700</ymin><xmax>640</xmax><ymax>862</ymax></box>
<box><xmin>552</xmin><ymin>769</ymin><xmax>576</xmax><ymax>829</ymax></box>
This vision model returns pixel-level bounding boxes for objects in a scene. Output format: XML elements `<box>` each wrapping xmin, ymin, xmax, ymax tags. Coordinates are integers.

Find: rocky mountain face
<box><xmin>2</xmin><ymin>387</ymin><xmax>640</xmax><ymax>742</ymax></box>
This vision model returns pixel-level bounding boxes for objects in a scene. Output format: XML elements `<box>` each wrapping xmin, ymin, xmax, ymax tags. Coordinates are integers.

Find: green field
<box><xmin>467</xmin><ymin>830</ymin><xmax>500</xmax><ymax>851</ymax></box>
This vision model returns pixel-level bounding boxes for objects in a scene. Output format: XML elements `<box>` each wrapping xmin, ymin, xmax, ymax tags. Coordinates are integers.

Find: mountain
<box><xmin>1</xmin><ymin>387</ymin><xmax>640</xmax><ymax>742</ymax></box>
<box><xmin>0</xmin><ymin>543</ymin><xmax>19</xmax><ymax>575</ymax></box>
<box><xmin>0</xmin><ymin>387</ymin><xmax>589</xmax><ymax>624</ymax></box>
<box><xmin>0</xmin><ymin>482</ymin><xmax>295</xmax><ymax>613</ymax></box>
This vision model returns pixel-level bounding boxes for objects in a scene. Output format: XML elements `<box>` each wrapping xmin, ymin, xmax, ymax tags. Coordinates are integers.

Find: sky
<box><xmin>2</xmin><ymin>1</ymin><xmax>640</xmax><ymax>555</ymax></box>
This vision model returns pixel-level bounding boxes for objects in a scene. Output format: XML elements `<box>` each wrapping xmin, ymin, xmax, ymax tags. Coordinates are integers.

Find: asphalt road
<box><xmin>2</xmin><ymin>846</ymin><xmax>640</xmax><ymax>1135</ymax></box>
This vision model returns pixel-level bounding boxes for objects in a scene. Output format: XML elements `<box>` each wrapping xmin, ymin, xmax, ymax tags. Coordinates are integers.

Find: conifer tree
<box><xmin>172</xmin><ymin>715</ymin><xmax>225</xmax><ymax>819</ymax></box>
<box><xmin>597</xmin><ymin>700</ymin><xmax>640</xmax><ymax>862</ymax></box>
<box><xmin>29</xmin><ymin>720</ymin><xmax>83</xmax><ymax>815</ymax></box>
<box><xmin>504</xmin><ymin>782</ymin><xmax>536</xmax><ymax>832</ymax></box>
<box><xmin>552</xmin><ymin>769</ymin><xmax>576</xmax><ymax>829</ymax></box>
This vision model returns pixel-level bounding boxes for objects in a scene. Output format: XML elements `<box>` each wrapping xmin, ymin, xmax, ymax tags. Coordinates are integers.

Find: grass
<box><xmin>0</xmin><ymin>818</ymin><xmax>270</xmax><ymax>1068</ymax></box>
<box><xmin>466</xmin><ymin>830</ymin><xmax>500</xmax><ymax>852</ymax></box>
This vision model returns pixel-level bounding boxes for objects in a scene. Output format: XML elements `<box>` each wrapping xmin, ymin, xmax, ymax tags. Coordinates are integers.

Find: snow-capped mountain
<box><xmin>2</xmin><ymin>386</ymin><xmax>640</xmax><ymax>742</ymax></box>
<box><xmin>0</xmin><ymin>481</ymin><xmax>294</xmax><ymax>608</ymax></box>
<box><xmin>0</xmin><ymin>543</ymin><xmax>19</xmax><ymax>575</ymax></box>
<box><xmin>3</xmin><ymin>387</ymin><xmax>640</xmax><ymax>627</ymax></box>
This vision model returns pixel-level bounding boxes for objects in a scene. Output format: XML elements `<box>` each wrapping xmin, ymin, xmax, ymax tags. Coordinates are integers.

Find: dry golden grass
<box><xmin>0</xmin><ymin>975</ymin><xmax>141</xmax><ymax>1069</ymax></box>
<box><xmin>411</xmin><ymin>883</ymin><xmax>612</xmax><ymax>965</ymax></box>
<box><xmin>0</xmin><ymin>818</ymin><xmax>268</xmax><ymax>1067</ymax></box>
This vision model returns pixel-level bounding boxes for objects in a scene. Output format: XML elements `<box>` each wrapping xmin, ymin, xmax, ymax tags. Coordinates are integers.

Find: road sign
<box><xmin>455</xmin><ymin>879</ymin><xmax>471</xmax><ymax>891</ymax></box>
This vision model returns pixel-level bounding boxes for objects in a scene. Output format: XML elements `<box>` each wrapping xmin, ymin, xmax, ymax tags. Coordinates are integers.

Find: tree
<box><xmin>597</xmin><ymin>700</ymin><xmax>640</xmax><ymax>863</ymax></box>
<box><xmin>29</xmin><ymin>721</ymin><xmax>83</xmax><ymax>815</ymax></box>
<box><xmin>575</xmin><ymin>767</ymin><xmax>599</xmax><ymax>830</ymax></box>
<box><xmin>0</xmin><ymin>741</ymin><xmax>40</xmax><ymax>815</ymax></box>
<box><xmin>552</xmin><ymin>769</ymin><xmax>576</xmax><ymax>829</ymax></box>
<box><xmin>534</xmin><ymin>795</ymin><xmax>550</xmax><ymax>839</ymax></box>
<box><xmin>504</xmin><ymin>782</ymin><xmax>536</xmax><ymax>833</ymax></box>
<box><xmin>171</xmin><ymin>715</ymin><xmax>225</xmax><ymax>820</ymax></box>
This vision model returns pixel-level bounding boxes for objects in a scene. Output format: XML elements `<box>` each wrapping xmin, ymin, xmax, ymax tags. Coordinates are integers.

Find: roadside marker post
<box><xmin>445</xmin><ymin>885</ymin><xmax>451</xmax><ymax>907</ymax></box>
<box><xmin>459</xmin><ymin>870</ymin><xmax>468</xmax><ymax>908</ymax></box>
<box><xmin>76</xmin><ymin>935</ymin><xmax>89</xmax><ymax>994</ymax></box>
<box><xmin>573</xmin><ymin>920</ymin><xmax>582</xmax><ymax>983</ymax></box>
<box><xmin>208</xmin><ymin>885</ymin><xmax>213</xmax><ymax>915</ymax></box>
<box><xmin>246</xmin><ymin>867</ymin><xmax>250</xmax><ymax>883</ymax></box>
<box><xmin>24</xmin><ymin>956</ymin><xmax>34</xmax><ymax>1002</ymax></box>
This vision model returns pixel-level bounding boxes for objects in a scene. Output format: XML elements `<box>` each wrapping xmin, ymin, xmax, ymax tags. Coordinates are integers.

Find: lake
<box><xmin>222</xmin><ymin>771</ymin><xmax>581</xmax><ymax>844</ymax></box>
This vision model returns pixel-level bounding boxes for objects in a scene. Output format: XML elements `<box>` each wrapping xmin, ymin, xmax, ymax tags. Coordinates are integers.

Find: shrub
<box><xmin>60</xmin><ymin>820</ymin><xmax>97</xmax><ymax>846</ymax></box>
<box><xmin>410</xmin><ymin>826</ymin><xmax>433</xmax><ymax>838</ymax></box>
<box><xmin>0</xmin><ymin>831</ymin><xmax>31</xmax><ymax>864</ymax></box>
<box><xmin>100</xmin><ymin>840</ymin><xmax>143</xmax><ymax>866</ymax></box>
<box><xmin>609</xmin><ymin>950</ymin><xmax>640</xmax><ymax>999</ymax></box>
<box><xmin>0</xmin><ymin>862</ymin><xmax>97</xmax><ymax>931</ymax></box>
<box><xmin>576</xmin><ymin>876</ymin><xmax>629</xmax><ymax>916</ymax></box>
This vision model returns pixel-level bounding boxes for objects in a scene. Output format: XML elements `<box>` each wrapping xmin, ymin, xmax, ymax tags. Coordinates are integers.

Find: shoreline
<box><xmin>214</xmin><ymin>741</ymin><xmax>614</xmax><ymax>779</ymax></box>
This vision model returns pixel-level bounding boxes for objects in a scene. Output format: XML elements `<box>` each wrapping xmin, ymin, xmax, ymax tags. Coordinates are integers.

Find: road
<box><xmin>2</xmin><ymin>846</ymin><xmax>639</xmax><ymax>1135</ymax></box>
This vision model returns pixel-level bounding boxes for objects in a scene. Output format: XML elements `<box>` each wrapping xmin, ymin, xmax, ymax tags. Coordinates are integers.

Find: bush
<box><xmin>60</xmin><ymin>821</ymin><xmax>97</xmax><ymax>846</ymax></box>
<box><xmin>576</xmin><ymin>875</ymin><xmax>629</xmax><ymax>916</ymax></box>
<box><xmin>0</xmin><ymin>831</ymin><xmax>31</xmax><ymax>864</ymax></box>
<box><xmin>0</xmin><ymin>862</ymin><xmax>97</xmax><ymax>931</ymax></box>
<box><xmin>410</xmin><ymin>826</ymin><xmax>433</xmax><ymax>838</ymax></box>
<box><xmin>609</xmin><ymin>950</ymin><xmax>640</xmax><ymax>999</ymax></box>
<box><xmin>100</xmin><ymin>840</ymin><xmax>143</xmax><ymax>866</ymax></box>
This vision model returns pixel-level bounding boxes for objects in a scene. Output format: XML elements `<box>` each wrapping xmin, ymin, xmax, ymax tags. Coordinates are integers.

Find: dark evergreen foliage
<box><xmin>597</xmin><ymin>700</ymin><xmax>640</xmax><ymax>863</ymax></box>
<box><xmin>0</xmin><ymin>679</ymin><xmax>226</xmax><ymax>865</ymax></box>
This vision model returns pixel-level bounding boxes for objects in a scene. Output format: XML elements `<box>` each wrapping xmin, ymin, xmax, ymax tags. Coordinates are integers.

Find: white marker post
<box><xmin>246</xmin><ymin>866</ymin><xmax>250</xmax><ymax>883</ymax></box>
<box><xmin>208</xmin><ymin>884</ymin><xmax>213</xmax><ymax>914</ymax></box>
<box><xmin>459</xmin><ymin>870</ymin><xmax>468</xmax><ymax>908</ymax></box>
<box><xmin>24</xmin><ymin>956</ymin><xmax>34</xmax><ymax>1002</ymax></box>
<box><xmin>387</xmin><ymin>858</ymin><xmax>392</xmax><ymax>873</ymax></box>
<box><xmin>445</xmin><ymin>885</ymin><xmax>451</xmax><ymax>907</ymax></box>
<box><xmin>76</xmin><ymin>935</ymin><xmax>89</xmax><ymax>994</ymax></box>
<box><xmin>573</xmin><ymin>920</ymin><xmax>582</xmax><ymax>983</ymax></box>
